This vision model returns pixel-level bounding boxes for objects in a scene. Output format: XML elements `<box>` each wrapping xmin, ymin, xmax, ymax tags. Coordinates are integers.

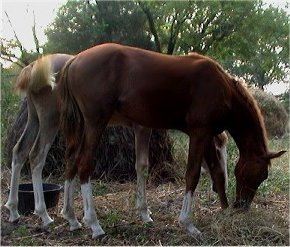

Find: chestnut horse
<box><xmin>58</xmin><ymin>43</ymin><xmax>285</xmax><ymax>238</ymax></box>
<box><xmin>5</xmin><ymin>53</ymin><xmax>228</xmax><ymax>234</ymax></box>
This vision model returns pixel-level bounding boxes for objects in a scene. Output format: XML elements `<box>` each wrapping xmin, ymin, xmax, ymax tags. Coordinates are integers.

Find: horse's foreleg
<box><xmin>5</xmin><ymin>97</ymin><xmax>39</xmax><ymax>222</ymax></box>
<box><xmin>29</xmin><ymin>115</ymin><xmax>58</xmax><ymax>227</ymax></box>
<box><xmin>179</xmin><ymin>130</ymin><xmax>211</xmax><ymax>236</ymax></box>
<box><xmin>134</xmin><ymin>125</ymin><xmax>153</xmax><ymax>223</ymax></box>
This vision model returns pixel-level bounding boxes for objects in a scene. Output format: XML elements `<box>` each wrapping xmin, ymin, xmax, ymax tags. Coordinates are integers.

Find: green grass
<box><xmin>92</xmin><ymin>181</ymin><xmax>109</xmax><ymax>196</ymax></box>
<box><xmin>102</xmin><ymin>210</ymin><xmax>121</xmax><ymax>227</ymax></box>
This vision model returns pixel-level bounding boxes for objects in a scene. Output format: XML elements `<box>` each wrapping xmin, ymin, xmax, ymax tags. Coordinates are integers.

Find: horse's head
<box><xmin>233</xmin><ymin>150</ymin><xmax>286</xmax><ymax>209</ymax></box>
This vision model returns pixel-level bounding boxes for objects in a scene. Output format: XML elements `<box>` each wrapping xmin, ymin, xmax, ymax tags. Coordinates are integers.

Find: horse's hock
<box><xmin>4</xmin><ymin>98</ymin><xmax>177</xmax><ymax>183</ymax></box>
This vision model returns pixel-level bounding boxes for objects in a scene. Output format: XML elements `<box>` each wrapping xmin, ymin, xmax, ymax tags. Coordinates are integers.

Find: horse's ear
<box><xmin>263</xmin><ymin>150</ymin><xmax>287</xmax><ymax>160</ymax></box>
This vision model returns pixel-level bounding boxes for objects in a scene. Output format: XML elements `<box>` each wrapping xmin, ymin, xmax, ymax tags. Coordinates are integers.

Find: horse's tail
<box><xmin>14</xmin><ymin>63</ymin><xmax>34</xmax><ymax>95</ymax></box>
<box><xmin>59</xmin><ymin>57</ymin><xmax>83</xmax><ymax>156</ymax></box>
<box><xmin>14</xmin><ymin>55</ymin><xmax>55</xmax><ymax>95</ymax></box>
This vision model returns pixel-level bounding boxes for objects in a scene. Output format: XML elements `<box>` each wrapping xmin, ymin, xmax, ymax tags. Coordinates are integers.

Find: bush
<box><xmin>251</xmin><ymin>88</ymin><xmax>289</xmax><ymax>138</ymax></box>
<box><xmin>1</xmin><ymin>68</ymin><xmax>21</xmax><ymax>162</ymax></box>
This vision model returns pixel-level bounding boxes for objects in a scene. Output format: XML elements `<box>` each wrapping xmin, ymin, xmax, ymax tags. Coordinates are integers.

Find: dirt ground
<box><xmin>1</xmin><ymin>176</ymin><xmax>289</xmax><ymax>246</ymax></box>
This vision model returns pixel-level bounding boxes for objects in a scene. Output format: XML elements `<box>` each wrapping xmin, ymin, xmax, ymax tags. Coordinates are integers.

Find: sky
<box><xmin>1</xmin><ymin>0</ymin><xmax>289</xmax><ymax>95</ymax></box>
<box><xmin>2</xmin><ymin>0</ymin><xmax>64</xmax><ymax>51</ymax></box>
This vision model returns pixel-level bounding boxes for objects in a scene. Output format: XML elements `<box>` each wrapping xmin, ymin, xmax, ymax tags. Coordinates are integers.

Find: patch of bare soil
<box><xmin>1</xmin><ymin>178</ymin><xmax>289</xmax><ymax>246</ymax></box>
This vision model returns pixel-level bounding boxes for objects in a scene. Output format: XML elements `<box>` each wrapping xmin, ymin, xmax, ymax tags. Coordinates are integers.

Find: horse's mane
<box><xmin>232</xmin><ymin>78</ymin><xmax>268</xmax><ymax>152</ymax></box>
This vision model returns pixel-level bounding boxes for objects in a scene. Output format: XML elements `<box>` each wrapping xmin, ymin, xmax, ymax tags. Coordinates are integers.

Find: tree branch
<box><xmin>138</xmin><ymin>1</ymin><xmax>161</xmax><ymax>52</ymax></box>
<box><xmin>4</xmin><ymin>11</ymin><xmax>23</xmax><ymax>52</ymax></box>
<box><xmin>32</xmin><ymin>10</ymin><xmax>40</xmax><ymax>53</ymax></box>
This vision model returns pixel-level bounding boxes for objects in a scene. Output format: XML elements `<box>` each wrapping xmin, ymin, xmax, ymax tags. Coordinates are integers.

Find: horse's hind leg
<box><xmin>77</xmin><ymin>120</ymin><xmax>108</xmax><ymax>239</ymax></box>
<box><xmin>134</xmin><ymin>125</ymin><xmax>153</xmax><ymax>223</ymax></box>
<box><xmin>204</xmin><ymin>140</ymin><xmax>228</xmax><ymax>209</ymax></box>
<box><xmin>5</xmin><ymin>96</ymin><xmax>39</xmax><ymax>222</ymax></box>
<box><xmin>61</xmin><ymin>166</ymin><xmax>82</xmax><ymax>231</ymax></box>
<box><xmin>28</xmin><ymin>94</ymin><xmax>58</xmax><ymax>226</ymax></box>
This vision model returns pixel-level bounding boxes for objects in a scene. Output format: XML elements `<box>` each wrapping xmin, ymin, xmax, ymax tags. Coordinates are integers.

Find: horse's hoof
<box><xmin>179</xmin><ymin>218</ymin><xmax>202</xmax><ymax>238</ymax></box>
<box><xmin>92</xmin><ymin>229</ymin><xmax>106</xmax><ymax>239</ymax></box>
<box><xmin>139</xmin><ymin>209</ymin><xmax>153</xmax><ymax>223</ymax></box>
<box><xmin>5</xmin><ymin>203</ymin><xmax>20</xmax><ymax>223</ymax></box>
<box><xmin>8</xmin><ymin>213</ymin><xmax>21</xmax><ymax>223</ymax></box>
<box><xmin>70</xmin><ymin>221</ymin><xmax>82</xmax><ymax>231</ymax></box>
<box><xmin>42</xmin><ymin>218</ymin><xmax>54</xmax><ymax>228</ymax></box>
<box><xmin>186</xmin><ymin>223</ymin><xmax>201</xmax><ymax>236</ymax></box>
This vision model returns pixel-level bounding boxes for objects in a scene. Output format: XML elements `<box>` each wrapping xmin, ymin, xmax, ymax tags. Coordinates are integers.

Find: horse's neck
<box><xmin>228</xmin><ymin>101</ymin><xmax>268</xmax><ymax>159</ymax></box>
<box><xmin>230</xmin><ymin>128</ymin><xmax>266</xmax><ymax>158</ymax></box>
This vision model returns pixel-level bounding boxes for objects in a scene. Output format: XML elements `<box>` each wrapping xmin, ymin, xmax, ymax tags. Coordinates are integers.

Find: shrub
<box><xmin>251</xmin><ymin>88</ymin><xmax>289</xmax><ymax>138</ymax></box>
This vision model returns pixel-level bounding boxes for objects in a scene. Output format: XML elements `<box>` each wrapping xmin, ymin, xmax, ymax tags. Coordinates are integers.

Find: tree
<box><xmin>1</xmin><ymin>11</ymin><xmax>41</xmax><ymax>68</ymax></box>
<box><xmin>44</xmin><ymin>1</ymin><xmax>153</xmax><ymax>54</ymax></box>
<box><xmin>138</xmin><ymin>1</ymin><xmax>259</xmax><ymax>55</ymax></box>
<box><xmin>138</xmin><ymin>1</ymin><xmax>289</xmax><ymax>88</ymax></box>
<box><xmin>210</xmin><ymin>3</ymin><xmax>289</xmax><ymax>89</ymax></box>
<box><xmin>44</xmin><ymin>0</ymin><xmax>290</xmax><ymax>89</ymax></box>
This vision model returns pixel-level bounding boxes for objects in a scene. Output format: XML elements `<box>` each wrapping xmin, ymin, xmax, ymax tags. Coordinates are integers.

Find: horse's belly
<box><xmin>108</xmin><ymin>112</ymin><xmax>133</xmax><ymax>127</ymax></box>
<box><xmin>117</xmin><ymin>99</ymin><xmax>187</xmax><ymax>130</ymax></box>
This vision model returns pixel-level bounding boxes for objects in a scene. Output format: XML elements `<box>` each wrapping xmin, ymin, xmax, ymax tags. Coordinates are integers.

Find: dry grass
<box><xmin>1</xmin><ymin>174</ymin><xmax>289</xmax><ymax>246</ymax></box>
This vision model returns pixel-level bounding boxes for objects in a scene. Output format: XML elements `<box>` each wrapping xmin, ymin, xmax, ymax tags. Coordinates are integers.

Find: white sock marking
<box><xmin>179</xmin><ymin>191</ymin><xmax>201</xmax><ymax>236</ymax></box>
<box><xmin>81</xmin><ymin>181</ymin><xmax>105</xmax><ymax>238</ymax></box>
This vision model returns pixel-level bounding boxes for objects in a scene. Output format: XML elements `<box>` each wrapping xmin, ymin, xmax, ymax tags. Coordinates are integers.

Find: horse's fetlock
<box><xmin>5</xmin><ymin>200</ymin><xmax>17</xmax><ymax>211</ymax></box>
<box><xmin>34</xmin><ymin>206</ymin><xmax>46</xmax><ymax>216</ymax></box>
<box><xmin>179</xmin><ymin>213</ymin><xmax>191</xmax><ymax>226</ymax></box>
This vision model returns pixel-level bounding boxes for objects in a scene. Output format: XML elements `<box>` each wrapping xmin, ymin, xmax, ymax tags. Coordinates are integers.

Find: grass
<box><xmin>1</xmin><ymin>179</ymin><xmax>288</xmax><ymax>245</ymax></box>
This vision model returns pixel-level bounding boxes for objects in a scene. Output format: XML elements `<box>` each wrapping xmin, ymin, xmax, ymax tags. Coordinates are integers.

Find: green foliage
<box><xmin>1</xmin><ymin>67</ymin><xmax>21</xmax><ymax>162</ymax></box>
<box><xmin>1</xmin><ymin>38</ymin><xmax>42</xmax><ymax>68</ymax></box>
<box><xmin>44</xmin><ymin>1</ymin><xmax>153</xmax><ymax>54</ymax></box>
<box><xmin>251</xmin><ymin>88</ymin><xmax>289</xmax><ymax>137</ymax></box>
<box><xmin>216</xmin><ymin>4</ymin><xmax>289</xmax><ymax>89</ymax></box>
<box><xmin>277</xmin><ymin>89</ymin><xmax>290</xmax><ymax>112</ymax></box>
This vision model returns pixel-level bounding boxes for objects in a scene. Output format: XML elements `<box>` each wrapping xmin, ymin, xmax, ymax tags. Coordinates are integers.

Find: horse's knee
<box><xmin>12</xmin><ymin>144</ymin><xmax>27</xmax><ymax>167</ymax></box>
<box><xmin>29</xmin><ymin>149</ymin><xmax>46</xmax><ymax>175</ymax></box>
<box><xmin>135</xmin><ymin>161</ymin><xmax>149</xmax><ymax>175</ymax></box>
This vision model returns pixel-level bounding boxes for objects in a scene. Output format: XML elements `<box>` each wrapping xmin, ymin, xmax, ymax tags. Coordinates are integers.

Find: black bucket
<box><xmin>18</xmin><ymin>183</ymin><xmax>62</xmax><ymax>215</ymax></box>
